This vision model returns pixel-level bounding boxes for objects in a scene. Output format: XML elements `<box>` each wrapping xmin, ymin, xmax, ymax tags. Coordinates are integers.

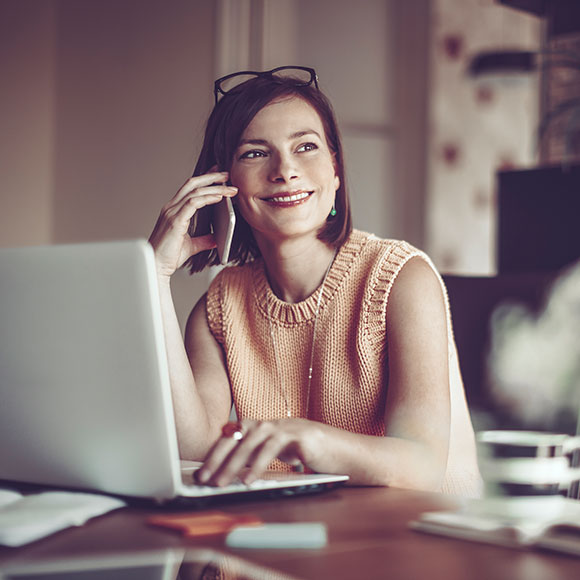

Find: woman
<box><xmin>149</xmin><ymin>66</ymin><xmax>481</xmax><ymax>497</ymax></box>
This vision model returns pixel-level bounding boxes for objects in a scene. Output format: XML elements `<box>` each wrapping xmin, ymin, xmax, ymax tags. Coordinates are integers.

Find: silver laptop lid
<box><xmin>0</xmin><ymin>240</ymin><xmax>183</xmax><ymax>501</ymax></box>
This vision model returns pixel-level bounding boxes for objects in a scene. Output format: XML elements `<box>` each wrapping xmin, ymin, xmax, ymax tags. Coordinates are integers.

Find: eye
<box><xmin>297</xmin><ymin>142</ymin><xmax>318</xmax><ymax>153</ymax></box>
<box><xmin>239</xmin><ymin>149</ymin><xmax>267</xmax><ymax>160</ymax></box>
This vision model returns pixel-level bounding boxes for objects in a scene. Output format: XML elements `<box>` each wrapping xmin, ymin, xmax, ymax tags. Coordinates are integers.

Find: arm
<box><xmin>379</xmin><ymin>256</ymin><xmax>450</xmax><ymax>488</ymax></box>
<box><xmin>197</xmin><ymin>257</ymin><xmax>451</xmax><ymax>491</ymax></box>
<box><xmin>179</xmin><ymin>293</ymin><xmax>232</xmax><ymax>458</ymax></box>
<box><xmin>148</xmin><ymin>172</ymin><xmax>237</xmax><ymax>459</ymax></box>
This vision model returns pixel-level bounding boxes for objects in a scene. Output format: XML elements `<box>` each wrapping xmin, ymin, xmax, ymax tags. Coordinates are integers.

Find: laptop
<box><xmin>0</xmin><ymin>239</ymin><xmax>348</xmax><ymax>505</ymax></box>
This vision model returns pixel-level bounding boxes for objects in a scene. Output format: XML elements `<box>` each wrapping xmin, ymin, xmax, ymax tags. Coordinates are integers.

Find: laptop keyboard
<box><xmin>183</xmin><ymin>471</ymin><xmax>276</xmax><ymax>493</ymax></box>
<box><xmin>180</xmin><ymin>467</ymin><xmax>322</xmax><ymax>496</ymax></box>
<box><xmin>176</xmin><ymin>460</ymin><xmax>347</xmax><ymax>500</ymax></box>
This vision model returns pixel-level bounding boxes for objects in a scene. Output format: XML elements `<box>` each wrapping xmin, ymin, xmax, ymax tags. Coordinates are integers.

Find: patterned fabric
<box><xmin>206</xmin><ymin>230</ymin><xmax>482</xmax><ymax>496</ymax></box>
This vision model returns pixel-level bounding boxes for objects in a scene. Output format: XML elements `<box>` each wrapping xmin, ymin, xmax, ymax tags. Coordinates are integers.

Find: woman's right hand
<box><xmin>148</xmin><ymin>171</ymin><xmax>238</xmax><ymax>279</ymax></box>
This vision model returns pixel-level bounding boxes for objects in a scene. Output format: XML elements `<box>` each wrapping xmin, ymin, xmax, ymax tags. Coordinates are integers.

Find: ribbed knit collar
<box><xmin>253</xmin><ymin>229</ymin><xmax>369</xmax><ymax>325</ymax></box>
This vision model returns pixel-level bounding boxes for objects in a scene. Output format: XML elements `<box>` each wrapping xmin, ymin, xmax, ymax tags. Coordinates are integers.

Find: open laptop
<box><xmin>0</xmin><ymin>239</ymin><xmax>347</xmax><ymax>505</ymax></box>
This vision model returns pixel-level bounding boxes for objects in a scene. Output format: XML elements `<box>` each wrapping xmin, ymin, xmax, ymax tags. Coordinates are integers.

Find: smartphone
<box><xmin>212</xmin><ymin>196</ymin><xmax>236</xmax><ymax>265</ymax></box>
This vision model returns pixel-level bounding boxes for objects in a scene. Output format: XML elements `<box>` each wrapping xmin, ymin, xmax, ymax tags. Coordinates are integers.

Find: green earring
<box><xmin>330</xmin><ymin>204</ymin><xmax>337</xmax><ymax>217</ymax></box>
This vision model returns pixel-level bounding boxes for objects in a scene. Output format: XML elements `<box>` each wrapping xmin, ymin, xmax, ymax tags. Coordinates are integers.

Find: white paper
<box><xmin>0</xmin><ymin>489</ymin><xmax>23</xmax><ymax>509</ymax></box>
<box><xmin>0</xmin><ymin>489</ymin><xmax>125</xmax><ymax>547</ymax></box>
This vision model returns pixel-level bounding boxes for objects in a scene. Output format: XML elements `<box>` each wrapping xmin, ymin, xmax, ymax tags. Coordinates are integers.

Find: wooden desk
<box><xmin>1</xmin><ymin>487</ymin><xmax>579</xmax><ymax>579</ymax></box>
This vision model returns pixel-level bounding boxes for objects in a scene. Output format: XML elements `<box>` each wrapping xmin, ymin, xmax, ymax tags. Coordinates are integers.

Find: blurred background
<box><xmin>1</xmin><ymin>0</ymin><xmax>579</xmax><ymax>429</ymax></box>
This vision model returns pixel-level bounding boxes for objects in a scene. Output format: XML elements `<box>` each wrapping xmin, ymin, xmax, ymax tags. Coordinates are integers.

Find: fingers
<box><xmin>163</xmin><ymin>182</ymin><xmax>237</xmax><ymax>228</ymax></box>
<box><xmin>243</xmin><ymin>435</ymin><xmax>293</xmax><ymax>484</ymax></box>
<box><xmin>196</xmin><ymin>425</ymin><xmax>247</xmax><ymax>485</ymax></box>
<box><xmin>158</xmin><ymin>171</ymin><xmax>237</xmax><ymax>236</ymax></box>
<box><xmin>196</xmin><ymin>420</ymin><xmax>303</xmax><ymax>487</ymax></box>
<box><xmin>172</xmin><ymin>171</ymin><xmax>231</xmax><ymax>205</ymax></box>
<box><xmin>158</xmin><ymin>191</ymin><xmax>222</xmax><ymax>233</ymax></box>
<box><xmin>188</xmin><ymin>233</ymin><xmax>218</xmax><ymax>255</ymax></box>
<box><xmin>148</xmin><ymin>170</ymin><xmax>238</xmax><ymax>276</ymax></box>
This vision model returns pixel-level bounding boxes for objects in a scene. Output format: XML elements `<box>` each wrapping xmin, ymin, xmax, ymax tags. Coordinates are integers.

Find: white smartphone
<box><xmin>212</xmin><ymin>196</ymin><xmax>236</xmax><ymax>265</ymax></box>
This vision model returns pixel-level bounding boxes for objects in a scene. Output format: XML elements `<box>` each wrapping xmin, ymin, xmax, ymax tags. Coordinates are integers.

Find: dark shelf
<box><xmin>497</xmin><ymin>164</ymin><xmax>580</xmax><ymax>274</ymax></box>
<box><xmin>499</xmin><ymin>0</ymin><xmax>580</xmax><ymax>37</ymax></box>
<box><xmin>499</xmin><ymin>0</ymin><xmax>546</xmax><ymax>17</ymax></box>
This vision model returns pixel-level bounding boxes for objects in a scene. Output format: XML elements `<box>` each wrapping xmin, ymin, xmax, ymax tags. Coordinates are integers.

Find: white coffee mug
<box><xmin>476</xmin><ymin>430</ymin><xmax>580</xmax><ymax>500</ymax></box>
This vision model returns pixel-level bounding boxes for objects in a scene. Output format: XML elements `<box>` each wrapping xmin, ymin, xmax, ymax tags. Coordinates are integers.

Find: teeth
<box><xmin>269</xmin><ymin>192</ymin><xmax>310</xmax><ymax>203</ymax></box>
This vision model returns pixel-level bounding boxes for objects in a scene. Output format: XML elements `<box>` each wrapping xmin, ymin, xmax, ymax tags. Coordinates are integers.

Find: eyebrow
<box><xmin>238</xmin><ymin>129</ymin><xmax>322</xmax><ymax>147</ymax></box>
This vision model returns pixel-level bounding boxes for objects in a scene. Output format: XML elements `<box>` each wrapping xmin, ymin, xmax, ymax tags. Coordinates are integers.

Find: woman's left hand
<box><xmin>194</xmin><ymin>418</ymin><xmax>325</xmax><ymax>486</ymax></box>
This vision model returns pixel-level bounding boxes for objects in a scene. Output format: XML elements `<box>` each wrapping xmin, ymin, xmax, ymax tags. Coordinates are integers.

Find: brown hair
<box><xmin>185</xmin><ymin>73</ymin><xmax>352</xmax><ymax>273</ymax></box>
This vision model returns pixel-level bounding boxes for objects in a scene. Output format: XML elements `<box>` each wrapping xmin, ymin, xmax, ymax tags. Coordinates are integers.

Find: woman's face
<box><xmin>229</xmin><ymin>96</ymin><xmax>340</xmax><ymax>243</ymax></box>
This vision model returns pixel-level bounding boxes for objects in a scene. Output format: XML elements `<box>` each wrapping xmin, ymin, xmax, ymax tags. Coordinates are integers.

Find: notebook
<box><xmin>0</xmin><ymin>239</ymin><xmax>347</xmax><ymax>504</ymax></box>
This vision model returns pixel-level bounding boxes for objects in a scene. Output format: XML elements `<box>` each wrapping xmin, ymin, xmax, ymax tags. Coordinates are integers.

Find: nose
<box><xmin>268</xmin><ymin>152</ymin><xmax>299</xmax><ymax>183</ymax></box>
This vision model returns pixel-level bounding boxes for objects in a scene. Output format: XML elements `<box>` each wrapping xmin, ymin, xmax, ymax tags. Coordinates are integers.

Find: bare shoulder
<box><xmin>388</xmin><ymin>256</ymin><xmax>445</xmax><ymax>317</ymax></box>
<box><xmin>188</xmin><ymin>292</ymin><xmax>209</xmax><ymax>325</ymax></box>
<box><xmin>185</xmin><ymin>292</ymin><xmax>229</xmax><ymax>385</ymax></box>
<box><xmin>184</xmin><ymin>294</ymin><xmax>231</xmax><ymax>424</ymax></box>
<box><xmin>185</xmin><ymin>293</ymin><xmax>213</xmax><ymax>351</ymax></box>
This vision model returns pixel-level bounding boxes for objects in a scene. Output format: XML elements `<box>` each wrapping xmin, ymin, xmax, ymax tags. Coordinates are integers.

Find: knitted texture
<box><xmin>206</xmin><ymin>230</ymin><xmax>482</xmax><ymax>497</ymax></box>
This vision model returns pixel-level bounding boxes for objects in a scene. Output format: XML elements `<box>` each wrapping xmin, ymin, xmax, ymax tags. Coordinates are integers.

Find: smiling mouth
<box><xmin>263</xmin><ymin>191</ymin><xmax>313</xmax><ymax>205</ymax></box>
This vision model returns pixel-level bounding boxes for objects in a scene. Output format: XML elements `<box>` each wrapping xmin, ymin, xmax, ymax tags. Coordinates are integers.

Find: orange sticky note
<box><xmin>148</xmin><ymin>511</ymin><xmax>263</xmax><ymax>537</ymax></box>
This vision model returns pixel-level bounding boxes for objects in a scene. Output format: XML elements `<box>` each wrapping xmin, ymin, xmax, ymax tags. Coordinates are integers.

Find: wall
<box><xmin>0</xmin><ymin>0</ymin><xmax>215</xmax><ymax>326</ymax></box>
<box><xmin>425</xmin><ymin>0</ymin><xmax>541</xmax><ymax>275</ymax></box>
<box><xmin>52</xmin><ymin>0</ymin><xmax>214</xmax><ymax>244</ymax></box>
<box><xmin>0</xmin><ymin>1</ymin><xmax>56</xmax><ymax>246</ymax></box>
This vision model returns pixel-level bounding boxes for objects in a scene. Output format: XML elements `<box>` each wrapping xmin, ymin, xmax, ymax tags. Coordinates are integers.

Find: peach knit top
<box><xmin>206</xmin><ymin>230</ymin><xmax>482</xmax><ymax>497</ymax></box>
